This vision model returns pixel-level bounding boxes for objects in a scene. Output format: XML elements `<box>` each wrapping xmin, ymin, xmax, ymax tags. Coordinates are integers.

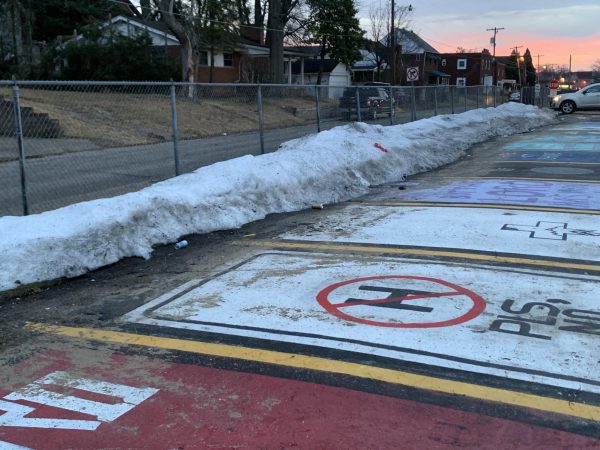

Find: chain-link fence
<box><xmin>0</xmin><ymin>81</ymin><xmax>527</xmax><ymax>216</ymax></box>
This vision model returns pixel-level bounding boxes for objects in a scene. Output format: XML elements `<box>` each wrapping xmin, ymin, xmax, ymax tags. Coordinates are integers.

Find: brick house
<box><xmin>438</xmin><ymin>49</ymin><xmax>505</xmax><ymax>86</ymax></box>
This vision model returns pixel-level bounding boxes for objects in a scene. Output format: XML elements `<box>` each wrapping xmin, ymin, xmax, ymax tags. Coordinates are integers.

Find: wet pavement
<box><xmin>1</xmin><ymin>112</ymin><xmax>600</xmax><ymax>449</ymax></box>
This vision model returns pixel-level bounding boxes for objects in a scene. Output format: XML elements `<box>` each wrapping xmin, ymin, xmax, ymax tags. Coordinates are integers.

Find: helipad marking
<box><xmin>317</xmin><ymin>276</ymin><xmax>485</xmax><ymax>328</ymax></box>
<box><xmin>26</xmin><ymin>323</ymin><xmax>600</xmax><ymax>422</ymax></box>
<box><xmin>118</xmin><ymin>253</ymin><xmax>600</xmax><ymax>397</ymax></box>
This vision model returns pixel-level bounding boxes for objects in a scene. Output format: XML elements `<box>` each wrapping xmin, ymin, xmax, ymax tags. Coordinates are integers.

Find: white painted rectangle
<box><xmin>279</xmin><ymin>205</ymin><xmax>600</xmax><ymax>262</ymax></box>
<box><xmin>123</xmin><ymin>253</ymin><xmax>600</xmax><ymax>395</ymax></box>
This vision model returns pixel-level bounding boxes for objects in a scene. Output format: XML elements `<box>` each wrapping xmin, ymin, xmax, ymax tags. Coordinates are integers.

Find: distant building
<box><xmin>438</xmin><ymin>49</ymin><xmax>502</xmax><ymax>86</ymax></box>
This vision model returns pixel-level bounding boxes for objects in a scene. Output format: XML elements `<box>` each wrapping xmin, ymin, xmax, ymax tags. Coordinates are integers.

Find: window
<box><xmin>456</xmin><ymin>77</ymin><xmax>466</xmax><ymax>87</ymax></box>
<box><xmin>457</xmin><ymin>59</ymin><xmax>467</xmax><ymax>70</ymax></box>
<box><xmin>415</xmin><ymin>54</ymin><xmax>422</xmax><ymax>61</ymax></box>
<box><xmin>441</xmin><ymin>59</ymin><xmax>447</xmax><ymax>67</ymax></box>
<box><xmin>223</xmin><ymin>53</ymin><xmax>233</xmax><ymax>67</ymax></box>
<box><xmin>199</xmin><ymin>51</ymin><xmax>208</xmax><ymax>66</ymax></box>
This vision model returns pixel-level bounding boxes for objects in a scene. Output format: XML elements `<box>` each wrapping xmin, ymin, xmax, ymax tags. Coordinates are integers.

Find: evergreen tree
<box><xmin>307</xmin><ymin>0</ymin><xmax>364</xmax><ymax>85</ymax></box>
<box><xmin>195</xmin><ymin>0</ymin><xmax>239</xmax><ymax>82</ymax></box>
<box><xmin>30</xmin><ymin>0</ymin><xmax>123</xmax><ymax>42</ymax></box>
<box><xmin>523</xmin><ymin>48</ymin><xmax>536</xmax><ymax>86</ymax></box>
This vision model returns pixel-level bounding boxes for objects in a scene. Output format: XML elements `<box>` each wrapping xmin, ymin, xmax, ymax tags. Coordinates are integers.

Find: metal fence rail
<box><xmin>0</xmin><ymin>81</ymin><xmax>545</xmax><ymax>216</ymax></box>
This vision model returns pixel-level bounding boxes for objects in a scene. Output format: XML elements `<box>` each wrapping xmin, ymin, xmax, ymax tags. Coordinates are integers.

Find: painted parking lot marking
<box><xmin>316</xmin><ymin>276</ymin><xmax>485</xmax><ymax>328</ymax></box>
<box><xmin>121</xmin><ymin>253</ymin><xmax>600</xmax><ymax>397</ymax></box>
<box><xmin>498</xmin><ymin>151</ymin><xmax>600</xmax><ymax>164</ymax></box>
<box><xmin>21</xmin><ymin>324</ymin><xmax>600</xmax><ymax>425</ymax></box>
<box><xmin>242</xmin><ymin>239</ymin><xmax>600</xmax><ymax>273</ymax></box>
<box><xmin>503</xmin><ymin>142</ymin><xmax>599</xmax><ymax>151</ymax></box>
<box><xmin>279</xmin><ymin>205</ymin><xmax>600</xmax><ymax>262</ymax></box>
<box><xmin>393</xmin><ymin>179</ymin><xmax>600</xmax><ymax>210</ymax></box>
<box><xmin>5</xmin><ymin>352</ymin><xmax>597</xmax><ymax>450</ymax></box>
<box><xmin>357</xmin><ymin>202</ymin><xmax>600</xmax><ymax>216</ymax></box>
<box><xmin>0</xmin><ymin>371</ymin><xmax>157</xmax><ymax>431</ymax></box>
<box><xmin>502</xmin><ymin>221</ymin><xmax>600</xmax><ymax>240</ymax></box>
<box><xmin>0</xmin><ymin>371</ymin><xmax>157</xmax><ymax>448</ymax></box>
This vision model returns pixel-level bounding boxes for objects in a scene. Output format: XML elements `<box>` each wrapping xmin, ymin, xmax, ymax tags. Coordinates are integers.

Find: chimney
<box><xmin>240</xmin><ymin>24</ymin><xmax>265</xmax><ymax>45</ymax></box>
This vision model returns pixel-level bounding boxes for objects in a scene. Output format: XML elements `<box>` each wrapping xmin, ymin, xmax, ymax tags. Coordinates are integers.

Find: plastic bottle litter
<box><xmin>174</xmin><ymin>240</ymin><xmax>188</xmax><ymax>249</ymax></box>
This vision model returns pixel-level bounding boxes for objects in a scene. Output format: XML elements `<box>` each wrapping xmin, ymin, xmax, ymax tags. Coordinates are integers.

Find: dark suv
<box><xmin>339</xmin><ymin>86</ymin><xmax>393</xmax><ymax>120</ymax></box>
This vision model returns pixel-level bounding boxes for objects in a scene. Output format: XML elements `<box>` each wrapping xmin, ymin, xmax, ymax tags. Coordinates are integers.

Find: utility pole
<box><xmin>390</xmin><ymin>0</ymin><xmax>395</xmax><ymax>85</ymax></box>
<box><xmin>533</xmin><ymin>54</ymin><xmax>544</xmax><ymax>83</ymax></box>
<box><xmin>486</xmin><ymin>27</ymin><xmax>504</xmax><ymax>86</ymax></box>
<box><xmin>513</xmin><ymin>45</ymin><xmax>523</xmax><ymax>88</ymax></box>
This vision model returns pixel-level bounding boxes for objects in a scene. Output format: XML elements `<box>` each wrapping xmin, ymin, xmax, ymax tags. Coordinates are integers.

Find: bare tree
<box><xmin>367</xmin><ymin>0</ymin><xmax>411</xmax><ymax>83</ymax></box>
<box><xmin>593</xmin><ymin>59</ymin><xmax>600</xmax><ymax>75</ymax></box>
<box><xmin>152</xmin><ymin>0</ymin><xmax>197</xmax><ymax>83</ymax></box>
<box><xmin>267</xmin><ymin>0</ymin><xmax>300</xmax><ymax>83</ymax></box>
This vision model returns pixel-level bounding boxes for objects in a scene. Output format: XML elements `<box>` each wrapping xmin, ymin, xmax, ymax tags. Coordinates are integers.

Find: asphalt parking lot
<box><xmin>1</xmin><ymin>112</ymin><xmax>600</xmax><ymax>449</ymax></box>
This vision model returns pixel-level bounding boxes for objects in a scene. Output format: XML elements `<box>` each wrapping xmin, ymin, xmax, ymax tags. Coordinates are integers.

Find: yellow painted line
<box><xmin>26</xmin><ymin>322</ymin><xmax>600</xmax><ymax>421</ymax></box>
<box><xmin>354</xmin><ymin>201</ymin><xmax>600</xmax><ymax>215</ymax></box>
<box><xmin>238</xmin><ymin>240</ymin><xmax>600</xmax><ymax>273</ymax></box>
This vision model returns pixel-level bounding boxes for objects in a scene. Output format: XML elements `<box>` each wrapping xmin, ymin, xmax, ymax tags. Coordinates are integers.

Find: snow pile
<box><xmin>0</xmin><ymin>103</ymin><xmax>556</xmax><ymax>292</ymax></box>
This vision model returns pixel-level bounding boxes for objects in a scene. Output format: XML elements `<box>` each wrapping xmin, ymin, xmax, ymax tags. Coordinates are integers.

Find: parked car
<box><xmin>508</xmin><ymin>91</ymin><xmax>521</xmax><ymax>102</ymax></box>
<box><xmin>551</xmin><ymin>83</ymin><xmax>600</xmax><ymax>114</ymax></box>
<box><xmin>339</xmin><ymin>86</ymin><xmax>394</xmax><ymax>120</ymax></box>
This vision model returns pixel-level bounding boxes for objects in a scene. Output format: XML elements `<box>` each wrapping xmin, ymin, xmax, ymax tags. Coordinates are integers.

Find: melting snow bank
<box><xmin>0</xmin><ymin>103</ymin><xmax>556</xmax><ymax>292</ymax></box>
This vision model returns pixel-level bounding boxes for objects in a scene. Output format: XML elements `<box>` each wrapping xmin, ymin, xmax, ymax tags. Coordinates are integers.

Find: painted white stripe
<box><xmin>1</xmin><ymin>371</ymin><xmax>158</xmax><ymax>429</ymax></box>
<box><xmin>0</xmin><ymin>440</ymin><xmax>33</xmax><ymax>449</ymax></box>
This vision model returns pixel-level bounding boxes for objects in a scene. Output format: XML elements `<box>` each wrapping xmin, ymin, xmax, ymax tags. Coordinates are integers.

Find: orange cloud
<box><xmin>427</xmin><ymin>31</ymin><xmax>600</xmax><ymax>71</ymax></box>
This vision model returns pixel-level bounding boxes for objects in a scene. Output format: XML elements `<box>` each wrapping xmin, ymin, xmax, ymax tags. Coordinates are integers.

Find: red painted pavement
<box><xmin>1</xmin><ymin>350</ymin><xmax>598</xmax><ymax>449</ymax></box>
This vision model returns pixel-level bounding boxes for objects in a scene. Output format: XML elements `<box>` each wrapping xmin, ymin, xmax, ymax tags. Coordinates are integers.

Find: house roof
<box><xmin>429</xmin><ymin>70</ymin><xmax>451</xmax><ymax>77</ymax></box>
<box><xmin>380</xmin><ymin>28</ymin><xmax>439</xmax><ymax>55</ymax></box>
<box><xmin>352</xmin><ymin>49</ymin><xmax>378</xmax><ymax>70</ymax></box>
<box><xmin>292</xmin><ymin>58</ymin><xmax>341</xmax><ymax>74</ymax></box>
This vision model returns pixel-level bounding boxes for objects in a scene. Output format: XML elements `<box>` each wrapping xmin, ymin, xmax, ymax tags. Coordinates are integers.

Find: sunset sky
<box><xmin>358</xmin><ymin>0</ymin><xmax>600</xmax><ymax>71</ymax></box>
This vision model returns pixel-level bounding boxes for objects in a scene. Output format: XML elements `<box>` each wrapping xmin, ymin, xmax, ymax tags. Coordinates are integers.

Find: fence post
<box><xmin>450</xmin><ymin>86</ymin><xmax>455</xmax><ymax>114</ymax></box>
<box><xmin>476</xmin><ymin>86</ymin><xmax>480</xmax><ymax>109</ymax></box>
<box><xmin>355</xmin><ymin>87</ymin><xmax>362</xmax><ymax>122</ymax></box>
<box><xmin>170</xmin><ymin>83</ymin><xmax>181</xmax><ymax>176</ymax></box>
<box><xmin>433</xmin><ymin>86</ymin><xmax>438</xmax><ymax>116</ymax></box>
<box><xmin>257</xmin><ymin>85</ymin><xmax>265</xmax><ymax>154</ymax></box>
<box><xmin>464</xmin><ymin>86</ymin><xmax>468</xmax><ymax>112</ymax></box>
<box><xmin>314</xmin><ymin>85</ymin><xmax>321</xmax><ymax>132</ymax></box>
<box><xmin>410</xmin><ymin>83</ymin><xmax>417</xmax><ymax>121</ymax></box>
<box><xmin>494</xmin><ymin>86</ymin><xmax>498</xmax><ymax>107</ymax></box>
<box><xmin>12</xmin><ymin>83</ymin><xmax>29</xmax><ymax>216</ymax></box>
<box><xmin>389</xmin><ymin>86</ymin><xmax>394</xmax><ymax>125</ymax></box>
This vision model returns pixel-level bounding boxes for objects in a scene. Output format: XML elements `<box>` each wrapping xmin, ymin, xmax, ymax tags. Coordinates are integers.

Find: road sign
<box><xmin>550</xmin><ymin>79</ymin><xmax>559</xmax><ymax>90</ymax></box>
<box><xmin>316</xmin><ymin>275</ymin><xmax>485</xmax><ymax>328</ymax></box>
<box><xmin>406</xmin><ymin>67</ymin><xmax>419</xmax><ymax>82</ymax></box>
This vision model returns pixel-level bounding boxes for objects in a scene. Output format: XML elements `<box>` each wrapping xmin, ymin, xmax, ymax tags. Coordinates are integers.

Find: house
<box><xmin>71</xmin><ymin>16</ymin><xmax>297</xmax><ymax>83</ymax></box>
<box><xmin>438</xmin><ymin>49</ymin><xmax>503</xmax><ymax>86</ymax></box>
<box><xmin>351</xmin><ymin>48</ymin><xmax>381</xmax><ymax>83</ymax></box>
<box><xmin>379</xmin><ymin>28</ymin><xmax>450</xmax><ymax>85</ymax></box>
<box><xmin>291</xmin><ymin>57</ymin><xmax>351</xmax><ymax>98</ymax></box>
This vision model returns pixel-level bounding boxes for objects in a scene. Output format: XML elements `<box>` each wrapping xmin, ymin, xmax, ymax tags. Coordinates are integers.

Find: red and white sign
<box><xmin>549</xmin><ymin>79</ymin><xmax>559</xmax><ymax>90</ymax></box>
<box><xmin>316</xmin><ymin>275</ymin><xmax>485</xmax><ymax>328</ymax></box>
